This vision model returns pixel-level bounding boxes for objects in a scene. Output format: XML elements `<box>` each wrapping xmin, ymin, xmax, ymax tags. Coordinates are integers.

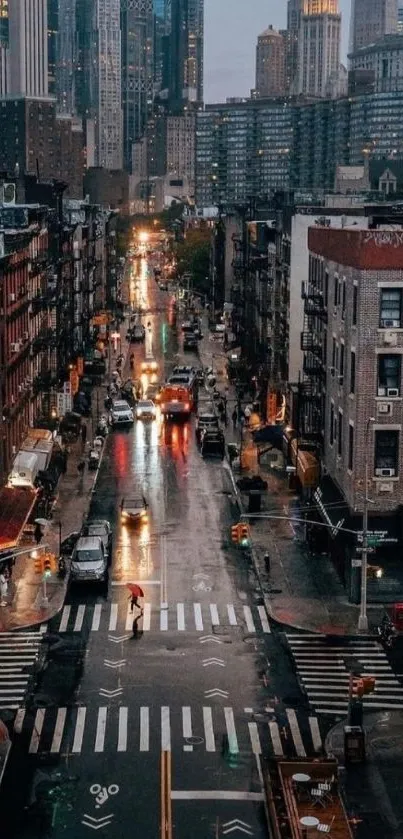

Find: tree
<box><xmin>174</xmin><ymin>228</ymin><xmax>211</xmax><ymax>296</ymax></box>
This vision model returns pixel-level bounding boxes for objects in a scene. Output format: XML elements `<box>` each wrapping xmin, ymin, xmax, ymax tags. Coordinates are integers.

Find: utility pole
<box><xmin>358</xmin><ymin>417</ymin><xmax>375</xmax><ymax>633</ymax></box>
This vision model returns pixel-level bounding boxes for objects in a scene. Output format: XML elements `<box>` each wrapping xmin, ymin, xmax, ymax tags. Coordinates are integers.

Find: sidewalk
<box><xmin>198</xmin><ymin>317</ymin><xmax>381</xmax><ymax>636</ymax></box>
<box><xmin>326</xmin><ymin>711</ymin><xmax>403</xmax><ymax>839</ymax></box>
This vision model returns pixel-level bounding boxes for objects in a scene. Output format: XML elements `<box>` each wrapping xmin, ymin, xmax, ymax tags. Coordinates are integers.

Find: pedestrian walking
<box><xmin>0</xmin><ymin>569</ymin><xmax>9</xmax><ymax>606</ymax></box>
<box><xmin>61</xmin><ymin>448</ymin><xmax>68</xmax><ymax>475</ymax></box>
<box><xmin>81</xmin><ymin>424</ymin><xmax>87</xmax><ymax>446</ymax></box>
<box><xmin>34</xmin><ymin>522</ymin><xmax>43</xmax><ymax>546</ymax></box>
<box><xmin>129</xmin><ymin>595</ymin><xmax>144</xmax><ymax>637</ymax></box>
<box><xmin>232</xmin><ymin>408</ymin><xmax>237</xmax><ymax>430</ymax></box>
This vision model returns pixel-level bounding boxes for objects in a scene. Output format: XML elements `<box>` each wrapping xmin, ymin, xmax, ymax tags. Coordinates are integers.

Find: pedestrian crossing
<box><xmin>56</xmin><ymin>601</ymin><xmax>271</xmax><ymax>635</ymax></box>
<box><xmin>0</xmin><ymin>631</ymin><xmax>44</xmax><ymax>710</ymax></box>
<box><xmin>286</xmin><ymin>633</ymin><xmax>403</xmax><ymax>715</ymax></box>
<box><xmin>13</xmin><ymin>703</ymin><xmax>322</xmax><ymax>761</ymax></box>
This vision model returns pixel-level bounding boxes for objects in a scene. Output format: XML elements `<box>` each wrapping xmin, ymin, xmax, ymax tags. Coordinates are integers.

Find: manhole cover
<box><xmin>185</xmin><ymin>736</ymin><xmax>204</xmax><ymax>746</ymax></box>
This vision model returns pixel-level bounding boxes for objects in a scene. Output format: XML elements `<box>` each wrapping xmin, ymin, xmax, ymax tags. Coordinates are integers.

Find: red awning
<box><xmin>0</xmin><ymin>487</ymin><xmax>37</xmax><ymax>551</ymax></box>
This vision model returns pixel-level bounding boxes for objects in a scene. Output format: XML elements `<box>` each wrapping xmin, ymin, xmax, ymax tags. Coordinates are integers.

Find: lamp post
<box><xmin>358</xmin><ymin>417</ymin><xmax>375</xmax><ymax>633</ymax></box>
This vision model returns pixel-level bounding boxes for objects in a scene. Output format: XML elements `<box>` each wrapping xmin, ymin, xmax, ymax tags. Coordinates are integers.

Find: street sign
<box><xmin>57</xmin><ymin>391</ymin><xmax>72</xmax><ymax>416</ymax></box>
<box><xmin>367</xmin><ymin>536</ymin><xmax>379</xmax><ymax>547</ymax></box>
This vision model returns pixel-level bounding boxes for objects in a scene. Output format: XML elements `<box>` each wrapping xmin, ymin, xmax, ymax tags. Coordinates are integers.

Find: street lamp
<box><xmin>358</xmin><ymin>417</ymin><xmax>375</xmax><ymax>633</ymax></box>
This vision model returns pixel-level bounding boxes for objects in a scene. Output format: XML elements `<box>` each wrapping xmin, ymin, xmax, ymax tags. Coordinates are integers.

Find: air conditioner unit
<box><xmin>377</xmin><ymin>387</ymin><xmax>387</xmax><ymax>396</ymax></box>
<box><xmin>378</xmin><ymin>402</ymin><xmax>392</xmax><ymax>415</ymax></box>
<box><xmin>375</xmin><ymin>467</ymin><xmax>395</xmax><ymax>477</ymax></box>
<box><xmin>383</xmin><ymin>330</ymin><xmax>398</xmax><ymax>346</ymax></box>
<box><xmin>10</xmin><ymin>342</ymin><xmax>20</xmax><ymax>353</ymax></box>
<box><xmin>388</xmin><ymin>388</ymin><xmax>399</xmax><ymax>397</ymax></box>
<box><xmin>10</xmin><ymin>293</ymin><xmax>15</xmax><ymax>303</ymax></box>
<box><xmin>383</xmin><ymin>320</ymin><xmax>400</xmax><ymax>328</ymax></box>
<box><xmin>23</xmin><ymin>331</ymin><xmax>29</xmax><ymax>341</ymax></box>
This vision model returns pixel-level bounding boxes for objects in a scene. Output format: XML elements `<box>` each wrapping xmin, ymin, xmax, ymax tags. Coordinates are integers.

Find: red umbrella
<box><xmin>126</xmin><ymin>583</ymin><xmax>144</xmax><ymax>598</ymax></box>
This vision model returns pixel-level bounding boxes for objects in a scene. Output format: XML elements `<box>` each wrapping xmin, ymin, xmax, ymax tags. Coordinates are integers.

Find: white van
<box><xmin>8</xmin><ymin>451</ymin><xmax>40</xmax><ymax>488</ymax></box>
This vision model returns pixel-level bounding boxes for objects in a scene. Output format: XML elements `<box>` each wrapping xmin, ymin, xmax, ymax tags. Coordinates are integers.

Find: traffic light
<box><xmin>42</xmin><ymin>553</ymin><xmax>57</xmax><ymax>577</ymax></box>
<box><xmin>239</xmin><ymin>524</ymin><xmax>250</xmax><ymax>547</ymax></box>
<box><xmin>33</xmin><ymin>554</ymin><xmax>44</xmax><ymax>574</ymax></box>
<box><xmin>231</xmin><ymin>525</ymin><xmax>240</xmax><ymax>543</ymax></box>
<box><xmin>354</xmin><ymin>676</ymin><xmax>376</xmax><ymax>698</ymax></box>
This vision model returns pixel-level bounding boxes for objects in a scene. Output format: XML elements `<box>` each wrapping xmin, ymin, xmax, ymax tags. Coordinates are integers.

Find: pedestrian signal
<box><xmin>231</xmin><ymin>525</ymin><xmax>240</xmax><ymax>543</ymax></box>
<box><xmin>42</xmin><ymin>554</ymin><xmax>57</xmax><ymax>577</ymax></box>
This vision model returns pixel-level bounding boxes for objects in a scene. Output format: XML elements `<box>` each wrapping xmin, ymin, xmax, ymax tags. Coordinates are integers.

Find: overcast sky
<box><xmin>204</xmin><ymin>0</ymin><xmax>351</xmax><ymax>102</ymax></box>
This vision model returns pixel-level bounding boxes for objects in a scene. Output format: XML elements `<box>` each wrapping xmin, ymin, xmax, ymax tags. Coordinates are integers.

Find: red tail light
<box><xmin>161</xmin><ymin>403</ymin><xmax>166</xmax><ymax>410</ymax></box>
<box><xmin>184</xmin><ymin>403</ymin><xmax>190</xmax><ymax>411</ymax></box>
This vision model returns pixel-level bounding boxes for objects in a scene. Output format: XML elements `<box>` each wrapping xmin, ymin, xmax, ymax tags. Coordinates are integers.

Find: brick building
<box><xmin>305</xmin><ymin>225</ymin><xmax>403</xmax><ymax>600</ymax></box>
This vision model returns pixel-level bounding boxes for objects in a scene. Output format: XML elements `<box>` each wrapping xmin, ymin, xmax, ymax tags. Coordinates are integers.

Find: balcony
<box><xmin>301</xmin><ymin>332</ymin><xmax>322</xmax><ymax>355</ymax></box>
<box><xmin>303</xmin><ymin>353</ymin><xmax>325</xmax><ymax>378</ymax></box>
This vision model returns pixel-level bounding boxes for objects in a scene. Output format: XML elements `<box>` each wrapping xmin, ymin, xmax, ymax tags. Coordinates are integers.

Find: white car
<box><xmin>136</xmin><ymin>399</ymin><xmax>157</xmax><ymax>420</ymax></box>
<box><xmin>109</xmin><ymin>400</ymin><xmax>134</xmax><ymax>427</ymax></box>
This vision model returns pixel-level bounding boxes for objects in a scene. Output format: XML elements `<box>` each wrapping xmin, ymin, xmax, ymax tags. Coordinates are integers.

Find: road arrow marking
<box><xmin>223</xmin><ymin>819</ymin><xmax>254</xmax><ymax>836</ymax></box>
<box><xmin>108</xmin><ymin>635</ymin><xmax>130</xmax><ymax>644</ymax></box>
<box><xmin>81</xmin><ymin>814</ymin><xmax>114</xmax><ymax>831</ymax></box>
<box><xmin>202</xmin><ymin>658</ymin><xmax>226</xmax><ymax>667</ymax></box>
<box><xmin>199</xmin><ymin>635</ymin><xmax>224</xmax><ymax>645</ymax></box>
<box><xmin>99</xmin><ymin>688</ymin><xmax>123</xmax><ymax>698</ymax></box>
<box><xmin>103</xmin><ymin>660</ymin><xmax>126</xmax><ymax>669</ymax></box>
<box><xmin>204</xmin><ymin>688</ymin><xmax>229</xmax><ymax>698</ymax></box>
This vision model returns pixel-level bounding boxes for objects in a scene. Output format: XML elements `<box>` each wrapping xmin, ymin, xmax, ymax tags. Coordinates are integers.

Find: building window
<box><xmin>330</xmin><ymin>402</ymin><xmax>334</xmax><ymax>446</ymax></box>
<box><xmin>348</xmin><ymin>423</ymin><xmax>354</xmax><ymax>471</ymax></box>
<box><xmin>378</xmin><ymin>354</ymin><xmax>401</xmax><ymax>396</ymax></box>
<box><xmin>333</xmin><ymin>276</ymin><xmax>338</xmax><ymax>308</ymax></box>
<box><xmin>340</xmin><ymin>342</ymin><xmax>344</xmax><ymax>380</ymax></box>
<box><xmin>380</xmin><ymin>288</ymin><xmax>402</xmax><ymax>328</ymax></box>
<box><xmin>341</xmin><ymin>280</ymin><xmax>346</xmax><ymax>320</ymax></box>
<box><xmin>338</xmin><ymin>410</ymin><xmax>343</xmax><ymax>456</ymax></box>
<box><xmin>374</xmin><ymin>430</ymin><xmax>399</xmax><ymax>476</ymax></box>
<box><xmin>331</xmin><ymin>337</ymin><xmax>336</xmax><ymax>374</ymax></box>
<box><xmin>350</xmin><ymin>351</ymin><xmax>356</xmax><ymax>394</ymax></box>
<box><xmin>353</xmin><ymin>284</ymin><xmax>358</xmax><ymax>326</ymax></box>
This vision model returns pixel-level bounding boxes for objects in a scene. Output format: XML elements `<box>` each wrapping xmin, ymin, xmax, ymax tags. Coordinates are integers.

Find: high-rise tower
<box><xmin>297</xmin><ymin>0</ymin><xmax>341</xmax><ymax>98</ymax></box>
<box><xmin>163</xmin><ymin>0</ymin><xmax>203</xmax><ymax>111</ymax></box>
<box><xmin>121</xmin><ymin>0</ymin><xmax>154</xmax><ymax>171</ymax></box>
<box><xmin>255</xmin><ymin>26</ymin><xmax>286</xmax><ymax>97</ymax></box>
<box><xmin>9</xmin><ymin>0</ymin><xmax>49</xmax><ymax>97</ymax></box>
<box><xmin>0</xmin><ymin>0</ymin><xmax>9</xmax><ymax>96</ymax></box>
<box><xmin>350</xmin><ymin>0</ymin><xmax>398</xmax><ymax>53</ymax></box>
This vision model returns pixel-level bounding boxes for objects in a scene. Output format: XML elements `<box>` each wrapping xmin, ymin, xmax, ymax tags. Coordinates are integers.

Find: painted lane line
<box><xmin>125</xmin><ymin>605</ymin><xmax>133</xmax><ymax>632</ymax></box>
<box><xmin>74</xmin><ymin>605</ymin><xmax>85</xmax><ymax>633</ymax></box>
<box><xmin>59</xmin><ymin>605</ymin><xmax>71</xmax><ymax>633</ymax></box>
<box><xmin>94</xmin><ymin>707</ymin><xmax>107</xmax><ymax>752</ymax></box>
<box><xmin>51</xmin><ymin>707</ymin><xmax>67</xmax><ymax>753</ymax></box>
<box><xmin>227</xmin><ymin>604</ymin><xmax>237</xmax><ymax>626</ymax></box>
<box><xmin>248</xmin><ymin>722</ymin><xmax>262</xmax><ymax>755</ymax></box>
<box><xmin>72</xmin><ymin>707</ymin><xmax>86</xmax><ymax>753</ymax></box>
<box><xmin>224</xmin><ymin>707</ymin><xmax>239</xmax><ymax>754</ymax></box>
<box><xmin>243</xmin><ymin>606</ymin><xmax>256</xmax><ymax>634</ymax></box>
<box><xmin>203</xmin><ymin>707</ymin><xmax>215</xmax><ymax>752</ymax></box>
<box><xmin>29</xmin><ymin>708</ymin><xmax>45</xmax><ymax>754</ymax></box>
<box><xmin>109</xmin><ymin>604</ymin><xmax>118</xmax><ymax>632</ymax></box>
<box><xmin>143</xmin><ymin>602</ymin><xmax>151</xmax><ymax>631</ymax></box>
<box><xmin>161</xmin><ymin>706</ymin><xmax>171</xmax><ymax>751</ymax></box>
<box><xmin>171</xmin><ymin>791</ymin><xmax>264</xmax><ymax>801</ymax></box>
<box><xmin>269</xmin><ymin>721</ymin><xmax>284</xmax><ymax>756</ymax></box>
<box><xmin>309</xmin><ymin>716</ymin><xmax>322</xmax><ymax>753</ymax></box>
<box><xmin>140</xmin><ymin>707</ymin><xmax>149</xmax><ymax>752</ymax></box>
<box><xmin>182</xmin><ymin>706</ymin><xmax>193</xmax><ymax>752</ymax></box>
<box><xmin>210</xmin><ymin>604</ymin><xmax>220</xmax><ymax>626</ymax></box>
<box><xmin>257</xmin><ymin>606</ymin><xmax>271</xmax><ymax>634</ymax></box>
<box><xmin>118</xmin><ymin>707</ymin><xmax>128</xmax><ymax>752</ymax></box>
<box><xmin>13</xmin><ymin>709</ymin><xmax>26</xmax><ymax>734</ymax></box>
<box><xmin>177</xmin><ymin>603</ymin><xmax>185</xmax><ymax>631</ymax></box>
<box><xmin>194</xmin><ymin>603</ymin><xmax>203</xmax><ymax>631</ymax></box>
<box><xmin>160</xmin><ymin>609</ymin><xmax>168</xmax><ymax>631</ymax></box>
<box><xmin>286</xmin><ymin>708</ymin><xmax>306</xmax><ymax>757</ymax></box>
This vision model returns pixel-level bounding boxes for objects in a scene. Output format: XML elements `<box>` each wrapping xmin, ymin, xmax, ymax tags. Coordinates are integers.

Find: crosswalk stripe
<box><xmin>210</xmin><ymin>604</ymin><xmax>220</xmax><ymax>626</ymax></box>
<box><xmin>143</xmin><ymin>602</ymin><xmax>151</xmax><ymax>631</ymax></box>
<box><xmin>51</xmin><ymin>708</ymin><xmax>67</xmax><ymax>753</ymax></box>
<box><xmin>161</xmin><ymin>706</ymin><xmax>171</xmax><ymax>751</ymax></box>
<box><xmin>248</xmin><ymin>722</ymin><xmax>262</xmax><ymax>755</ymax></box>
<box><xmin>257</xmin><ymin>606</ymin><xmax>271</xmax><ymax>634</ymax></box>
<box><xmin>14</xmin><ymin>708</ymin><xmax>25</xmax><ymax>733</ymax></box>
<box><xmin>118</xmin><ymin>707</ymin><xmax>128</xmax><ymax>752</ymax></box>
<box><xmin>59</xmin><ymin>606</ymin><xmax>71</xmax><ymax>633</ymax></box>
<box><xmin>286</xmin><ymin>709</ymin><xmax>306</xmax><ymax>757</ymax></box>
<box><xmin>194</xmin><ymin>603</ymin><xmax>203</xmax><ymax>631</ymax></box>
<box><xmin>177</xmin><ymin>603</ymin><xmax>185</xmax><ymax>631</ymax></box>
<box><xmin>95</xmin><ymin>707</ymin><xmax>107</xmax><ymax>752</ymax></box>
<box><xmin>125</xmin><ymin>605</ymin><xmax>133</xmax><ymax>631</ymax></box>
<box><xmin>243</xmin><ymin>606</ymin><xmax>256</xmax><ymax>634</ymax></box>
<box><xmin>269</xmin><ymin>721</ymin><xmax>284</xmax><ymax>756</ymax></box>
<box><xmin>227</xmin><ymin>605</ymin><xmax>237</xmax><ymax>626</ymax></box>
<box><xmin>309</xmin><ymin>716</ymin><xmax>322</xmax><ymax>752</ymax></box>
<box><xmin>224</xmin><ymin>707</ymin><xmax>239</xmax><ymax>754</ymax></box>
<box><xmin>203</xmin><ymin>706</ymin><xmax>215</xmax><ymax>752</ymax></box>
<box><xmin>109</xmin><ymin>604</ymin><xmax>118</xmax><ymax>632</ymax></box>
<box><xmin>140</xmin><ymin>707</ymin><xmax>149</xmax><ymax>752</ymax></box>
<box><xmin>74</xmin><ymin>605</ymin><xmax>85</xmax><ymax>633</ymax></box>
<box><xmin>72</xmin><ymin>707</ymin><xmax>86</xmax><ymax>753</ymax></box>
<box><xmin>160</xmin><ymin>609</ymin><xmax>168</xmax><ymax>631</ymax></box>
<box><xmin>182</xmin><ymin>707</ymin><xmax>193</xmax><ymax>751</ymax></box>
<box><xmin>29</xmin><ymin>709</ymin><xmax>45</xmax><ymax>754</ymax></box>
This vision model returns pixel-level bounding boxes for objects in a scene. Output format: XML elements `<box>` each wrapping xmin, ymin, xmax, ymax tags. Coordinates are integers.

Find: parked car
<box><xmin>81</xmin><ymin>519</ymin><xmax>112</xmax><ymax>562</ymax></box>
<box><xmin>136</xmin><ymin>399</ymin><xmax>157</xmax><ymax>420</ymax></box>
<box><xmin>200</xmin><ymin>429</ymin><xmax>225</xmax><ymax>459</ymax></box>
<box><xmin>184</xmin><ymin>333</ymin><xmax>199</xmax><ymax>351</ymax></box>
<box><xmin>109</xmin><ymin>400</ymin><xmax>134</xmax><ymax>427</ymax></box>
<box><xmin>71</xmin><ymin>536</ymin><xmax>107</xmax><ymax>584</ymax></box>
<box><xmin>196</xmin><ymin>410</ymin><xmax>219</xmax><ymax>443</ymax></box>
<box><xmin>127</xmin><ymin>324</ymin><xmax>145</xmax><ymax>342</ymax></box>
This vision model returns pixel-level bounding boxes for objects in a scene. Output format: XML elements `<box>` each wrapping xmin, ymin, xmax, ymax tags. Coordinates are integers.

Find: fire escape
<box><xmin>300</xmin><ymin>276</ymin><xmax>327</xmax><ymax>445</ymax></box>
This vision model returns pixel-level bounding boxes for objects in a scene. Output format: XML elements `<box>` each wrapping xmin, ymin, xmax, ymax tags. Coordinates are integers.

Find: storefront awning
<box><xmin>0</xmin><ymin>487</ymin><xmax>37</xmax><ymax>551</ymax></box>
<box><xmin>312</xmin><ymin>476</ymin><xmax>351</xmax><ymax>538</ymax></box>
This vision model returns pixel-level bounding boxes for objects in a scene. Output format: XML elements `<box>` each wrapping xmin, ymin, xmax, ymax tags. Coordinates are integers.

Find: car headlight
<box><xmin>141</xmin><ymin>510</ymin><xmax>148</xmax><ymax>518</ymax></box>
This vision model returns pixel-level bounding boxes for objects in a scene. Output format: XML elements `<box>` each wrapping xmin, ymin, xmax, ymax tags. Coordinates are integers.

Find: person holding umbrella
<box><xmin>127</xmin><ymin>583</ymin><xmax>144</xmax><ymax>637</ymax></box>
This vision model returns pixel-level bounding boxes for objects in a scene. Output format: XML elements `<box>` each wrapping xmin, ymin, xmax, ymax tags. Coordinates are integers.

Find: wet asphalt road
<box><xmin>1</xmin><ymin>259</ymin><xmax>319</xmax><ymax>839</ymax></box>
